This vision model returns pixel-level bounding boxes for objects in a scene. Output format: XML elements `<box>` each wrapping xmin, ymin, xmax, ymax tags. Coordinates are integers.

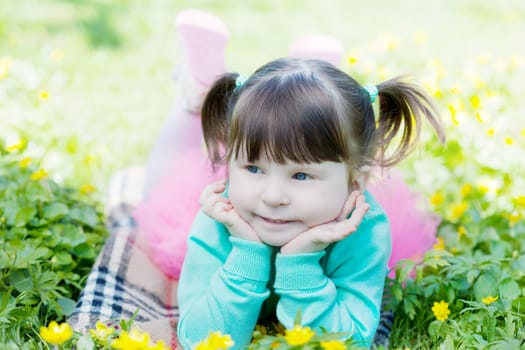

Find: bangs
<box><xmin>227</xmin><ymin>73</ymin><xmax>350</xmax><ymax>164</ymax></box>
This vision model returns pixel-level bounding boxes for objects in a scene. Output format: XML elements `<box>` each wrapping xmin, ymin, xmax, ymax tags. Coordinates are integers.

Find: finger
<box><xmin>199</xmin><ymin>179</ymin><xmax>227</xmax><ymax>205</ymax></box>
<box><xmin>336</xmin><ymin>190</ymin><xmax>360</xmax><ymax>221</ymax></box>
<box><xmin>346</xmin><ymin>195</ymin><xmax>369</xmax><ymax>226</ymax></box>
<box><xmin>202</xmin><ymin>194</ymin><xmax>229</xmax><ymax>216</ymax></box>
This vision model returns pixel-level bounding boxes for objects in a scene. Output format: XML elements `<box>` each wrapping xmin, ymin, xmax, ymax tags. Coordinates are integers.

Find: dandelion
<box><xmin>31</xmin><ymin>168</ymin><xmax>48</xmax><ymax>180</ymax></box>
<box><xmin>112</xmin><ymin>328</ymin><xmax>150</xmax><ymax>350</ymax></box>
<box><xmin>431</xmin><ymin>300</ymin><xmax>450</xmax><ymax>321</ymax></box>
<box><xmin>320</xmin><ymin>340</ymin><xmax>347</xmax><ymax>350</ymax></box>
<box><xmin>89</xmin><ymin>321</ymin><xmax>114</xmax><ymax>343</ymax></box>
<box><xmin>19</xmin><ymin>157</ymin><xmax>32</xmax><ymax>168</ymax></box>
<box><xmin>80</xmin><ymin>184</ymin><xmax>96</xmax><ymax>194</ymax></box>
<box><xmin>284</xmin><ymin>325</ymin><xmax>316</xmax><ymax>346</ymax></box>
<box><xmin>450</xmin><ymin>202</ymin><xmax>468</xmax><ymax>221</ymax></box>
<box><xmin>433</xmin><ymin>237</ymin><xmax>445</xmax><ymax>250</ymax></box>
<box><xmin>39</xmin><ymin>321</ymin><xmax>73</xmax><ymax>345</ymax></box>
<box><xmin>504</xmin><ymin>136</ymin><xmax>514</xmax><ymax>145</ymax></box>
<box><xmin>481</xmin><ymin>295</ymin><xmax>499</xmax><ymax>305</ymax></box>
<box><xmin>429</xmin><ymin>191</ymin><xmax>444</xmax><ymax>206</ymax></box>
<box><xmin>39</xmin><ymin>90</ymin><xmax>50</xmax><ymax>101</ymax></box>
<box><xmin>194</xmin><ymin>331</ymin><xmax>234</xmax><ymax>350</ymax></box>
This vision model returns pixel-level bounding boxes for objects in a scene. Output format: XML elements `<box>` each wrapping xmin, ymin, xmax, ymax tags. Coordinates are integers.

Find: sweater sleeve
<box><xmin>177</xmin><ymin>210</ymin><xmax>273</xmax><ymax>350</ymax></box>
<box><xmin>273</xmin><ymin>192</ymin><xmax>391</xmax><ymax>348</ymax></box>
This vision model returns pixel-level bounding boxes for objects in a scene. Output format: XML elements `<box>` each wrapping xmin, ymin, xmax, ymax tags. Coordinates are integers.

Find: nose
<box><xmin>260</xmin><ymin>183</ymin><xmax>290</xmax><ymax>207</ymax></box>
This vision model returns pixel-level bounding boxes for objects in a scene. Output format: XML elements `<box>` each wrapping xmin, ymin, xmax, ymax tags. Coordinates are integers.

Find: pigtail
<box><xmin>374</xmin><ymin>77</ymin><xmax>445</xmax><ymax>167</ymax></box>
<box><xmin>201</xmin><ymin>73</ymin><xmax>238</xmax><ymax>167</ymax></box>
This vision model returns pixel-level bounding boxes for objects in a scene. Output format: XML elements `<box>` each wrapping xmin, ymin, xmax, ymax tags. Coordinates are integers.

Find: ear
<box><xmin>351</xmin><ymin>178</ymin><xmax>363</xmax><ymax>192</ymax></box>
<box><xmin>352</xmin><ymin>165</ymin><xmax>371</xmax><ymax>192</ymax></box>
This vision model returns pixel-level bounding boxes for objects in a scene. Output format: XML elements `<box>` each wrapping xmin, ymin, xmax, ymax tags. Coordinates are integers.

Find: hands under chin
<box><xmin>280</xmin><ymin>191</ymin><xmax>369</xmax><ymax>255</ymax></box>
<box><xmin>200</xmin><ymin>179</ymin><xmax>262</xmax><ymax>243</ymax></box>
<box><xmin>201</xmin><ymin>181</ymin><xmax>369</xmax><ymax>253</ymax></box>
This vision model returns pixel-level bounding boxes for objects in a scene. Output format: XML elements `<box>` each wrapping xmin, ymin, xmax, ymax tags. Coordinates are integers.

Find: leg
<box><xmin>288</xmin><ymin>34</ymin><xmax>344</xmax><ymax>67</ymax></box>
<box><xmin>143</xmin><ymin>9</ymin><xmax>228</xmax><ymax>197</ymax></box>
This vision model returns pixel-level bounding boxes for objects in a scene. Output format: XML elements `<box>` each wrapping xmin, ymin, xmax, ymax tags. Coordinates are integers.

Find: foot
<box><xmin>175</xmin><ymin>9</ymin><xmax>229</xmax><ymax>113</ymax></box>
<box><xmin>288</xmin><ymin>34</ymin><xmax>344</xmax><ymax>67</ymax></box>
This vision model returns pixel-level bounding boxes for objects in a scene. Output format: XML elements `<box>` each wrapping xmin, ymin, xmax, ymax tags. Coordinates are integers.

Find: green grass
<box><xmin>1</xmin><ymin>1</ymin><xmax>525</xmax><ymax>348</ymax></box>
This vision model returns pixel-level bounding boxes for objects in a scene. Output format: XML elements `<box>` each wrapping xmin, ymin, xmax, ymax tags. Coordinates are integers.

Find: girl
<box><xmin>176</xmin><ymin>58</ymin><xmax>445</xmax><ymax>349</ymax></box>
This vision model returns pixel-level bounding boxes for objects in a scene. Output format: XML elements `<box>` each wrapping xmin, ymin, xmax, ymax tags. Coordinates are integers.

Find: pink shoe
<box><xmin>289</xmin><ymin>34</ymin><xmax>344</xmax><ymax>66</ymax></box>
<box><xmin>175</xmin><ymin>9</ymin><xmax>229</xmax><ymax>112</ymax></box>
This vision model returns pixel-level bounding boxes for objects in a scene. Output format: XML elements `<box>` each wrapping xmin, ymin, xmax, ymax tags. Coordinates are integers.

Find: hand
<box><xmin>200</xmin><ymin>179</ymin><xmax>261</xmax><ymax>243</ymax></box>
<box><xmin>280</xmin><ymin>191</ymin><xmax>370</xmax><ymax>254</ymax></box>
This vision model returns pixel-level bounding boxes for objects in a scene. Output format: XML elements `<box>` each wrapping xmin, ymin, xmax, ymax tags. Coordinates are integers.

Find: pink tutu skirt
<box><xmin>133</xmin><ymin>151</ymin><xmax>439</xmax><ymax>280</ymax></box>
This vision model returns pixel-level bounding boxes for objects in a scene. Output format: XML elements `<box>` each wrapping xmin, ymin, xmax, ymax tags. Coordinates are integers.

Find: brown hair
<box><xmin>201</xmin><ymin>58</ymin><xmax>445</xmax><ymax>177</ymax></box>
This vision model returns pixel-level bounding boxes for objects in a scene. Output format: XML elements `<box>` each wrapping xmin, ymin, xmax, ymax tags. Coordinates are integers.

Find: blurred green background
<box><xmin>1</xmin><ymin>0</ymin><xmax>524</xmax><ymax>196</ymax></box>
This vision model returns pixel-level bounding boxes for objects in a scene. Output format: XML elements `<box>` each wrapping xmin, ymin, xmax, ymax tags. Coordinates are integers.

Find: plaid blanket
<box><xmin>69</xmin><ymin>167</ymin><xmax>394</xmax><ymax>349</ymax></box>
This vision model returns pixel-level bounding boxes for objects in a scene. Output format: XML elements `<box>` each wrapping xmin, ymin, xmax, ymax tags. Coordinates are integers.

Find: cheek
<box><xmin>227</xmin><ymin>173</ymin><xmax>252</xmax><ymax>209</ymax></box>
<box><xmin>302</xmin><ymin>187</ymin><xmax>349</xmax><ymax>223</ymax></box>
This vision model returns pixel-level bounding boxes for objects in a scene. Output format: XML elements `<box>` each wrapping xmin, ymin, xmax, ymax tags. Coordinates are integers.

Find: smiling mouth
<box><xmin>258</xmin><ymin>216</ymin><xmax>295</xmax><ymax>224</ymax></box>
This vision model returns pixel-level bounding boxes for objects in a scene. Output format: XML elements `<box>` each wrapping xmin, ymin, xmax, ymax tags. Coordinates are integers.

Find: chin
<box><xmin>258</xmin><ymin>232</ymin><xmax>300</xmax><ymax>248</ymax></box>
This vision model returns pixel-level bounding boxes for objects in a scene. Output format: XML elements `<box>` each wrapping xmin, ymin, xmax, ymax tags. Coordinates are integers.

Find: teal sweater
<box><xmin>177</xmin><ymin>191</ymin><xmax>391</xmax><ymax>349</ymax></box>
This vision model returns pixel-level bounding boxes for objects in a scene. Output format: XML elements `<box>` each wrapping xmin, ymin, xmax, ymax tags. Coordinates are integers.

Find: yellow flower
<box><xmin>320</xmin><ymin>339</ymin><xmax>347</xmax><ymax>350</ymax></box>
<box><xmin>504</xmin><ymin>136</ymin><xmax>514</xmax><ymax>145</ymax></box>
<box><xmin>521</xmin><ymin>128</ymin><xmax>525</xmax><ymax>138</ymax></box>
<box><xmin>431</xmin><ymin>300</ymin><xmax>450</xmax><ymax>321</ymax></box>
<box><xmin>80</xmin><ymin>184</ymin><xmax>96</xmax><ymax>194</ymax></box>
<box><xmin>347</xmin><ymin>51</ymin><xmax>360</xmax><ymax>65</ymax></box>
<box><xmin>507</xmin><ymin>212</ymin><xmax>522</xmax><ymax>225</ymax></box>
<box><xmin>147</xmin><ymin>340</ymin><xmax>170</xmax><ymax>350</ymax></box>
<box><xmin>460</xmin><ymin>184</ymin><xmax>472</xmax><ymax>197</ymax></box>
<box><xmin>284</xmin><ymin>325</ymin><xmax>315</xmax><ymax>346</ymax></box>
<box><xmin>39</xmin><ymin>90</ymin><xmax>50</xmax><ymax>101</ymax></box>
<box><xmin>513</xmin><ymin>196</ymin><xmax>525</xmax><ymax>207</ymax></box>
<box><xmin>450</xmin><ymin>202</ymin><xmax>468</xmax><ymax>221</ymax></box>
<box><xmin>19</xmin><ymin>157</ymin><xmax>32</xmax><ymax>168</ymax></box>
<box><xmin>6</xmin><ymin>139</ymin><xmax>25</xmax><ymax>152</ymax></box>
<box><xmin>433</xmin><ymin>237</ymin><xmax>445</xmax><ymax>250</ymax></box>
<box><xmin>481</xmin><ymin>295</ymin><xmax>498</xmax><ymax>305</ymax></box>
<box><xmin>88</xmin><ymin>321</ymin><xmax>114</xmax><ymax>343</ymax></box>
<box><xmin>31</xmin><ymin>168</ymin><xmax>48</xmax><ymax>180</ymax></box>
<box><xmin>112</xmin><ymin>328</ymin><xmax>150</xmax><ymax>350</ymax></box>
<box><xmin>429</xmin><ymin>192</ymin><xmax>444</xmax><ymax>206</ymax></box>
<box><xmin>486</xmin><ymin>128</ymin><xmax>496</xmax><ymax>137</ymax></box>
<box><xmin>412</xmin><ymin>30</ymin><xmax>427</xmax><ymax>45</ymax></box>
<box><xmin>39</xmin><ymin>321</ymin><xmax>73</xmax><ymax>345</ymax></box>
<box><xmin>470</xmin><ymin>95</ymin><xmax>481</xmax><ymax>109</ymax></box>
<box><xmin>457</xmin><ymin>226</ymin><xmax>467</xmax><ymax>237</ymax></box>
<box><xmin>194</xmin><ymin>331</ymin><xmax>234</xmax><ymax>350</ymax></box>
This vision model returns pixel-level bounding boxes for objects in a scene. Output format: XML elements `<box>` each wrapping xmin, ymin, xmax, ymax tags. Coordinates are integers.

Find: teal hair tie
<box><xmin>364</xmin><ymin>84</ymin><xmax>379</xmax><ymax>103</ymax></box>
<box><xmin>235</xmin><ymin>75</ymin><xmax>248</xmax><ymax>89</ymax></box>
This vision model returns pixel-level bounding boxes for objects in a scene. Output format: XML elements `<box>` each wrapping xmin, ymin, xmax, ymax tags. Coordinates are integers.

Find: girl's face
<box><xmin>228</xmin><ymin>154</ymin><xmax>351</xmax><ymax>247</ymax></box>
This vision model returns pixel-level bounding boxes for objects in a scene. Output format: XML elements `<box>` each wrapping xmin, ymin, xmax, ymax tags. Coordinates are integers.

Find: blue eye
<box><xmin>293</xmin><ymin>172</ymin><xmax>310</xmax><ymax>180</ymax></box>
<box><xmin>247</xmin><ymin>165</ymin><xmax>260</xmax><ymax>173</ymax></box>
